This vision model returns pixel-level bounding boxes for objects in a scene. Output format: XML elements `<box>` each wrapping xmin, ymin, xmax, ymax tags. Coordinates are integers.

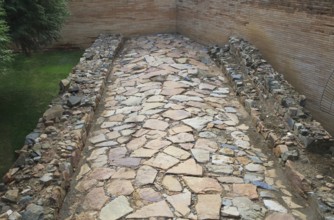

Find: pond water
<box><xmin>0</xmin><ymin>50</ymin><xmax>82</xmax><ymax>177</ymax></box>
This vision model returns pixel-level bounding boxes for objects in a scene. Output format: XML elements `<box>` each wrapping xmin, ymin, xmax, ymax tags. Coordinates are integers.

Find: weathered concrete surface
<box><xmin>58</xmin><ymin>35</ymin><xmax>314</xmax><ymax>220</ymax></box>
<box><xmin>58</xmin><ymin>0</ymin><xmax>176</xmax><ymax>47</ymax></box>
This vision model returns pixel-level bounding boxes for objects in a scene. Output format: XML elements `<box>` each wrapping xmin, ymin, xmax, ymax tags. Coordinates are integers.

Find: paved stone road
<box><xmin>60</xmin><ymin>35</ymin><xmax>308</xmax><ymax>220</ymax></box>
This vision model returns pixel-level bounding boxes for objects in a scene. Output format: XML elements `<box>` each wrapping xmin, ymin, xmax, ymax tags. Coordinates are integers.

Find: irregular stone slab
<box><xmin>169</xmin><ymin>125</ymin><xmax>193</xmax><ymax>134</ymax></box>
<box><xmin>196</xmin><ymin>194</ymin><xmax>221</xmax><ymax>219</ymax></box>
<box><xmin>219</xmin><ymin>147</ymin><xmax>235</xmax><ymax>156</ymax></box>
<box><xmin>108</xmin><ymin>147</ymin><xmax>127</xmax><ymax>161</ymax></box>
<box><xmin>101</xmin><ymin>122</ymin><xmax>120</xmax><ymax>129</ymax></box>
<box><xmin>100</xmin><ymin>197</ymin><xmax>133</xmax><ymax>220</ymax></box>
<box><xmin>167</xmin><ymin>159</ymin><xmax>203</xmax><ymax>176</ymax></box>
<box><xmin>191</xmin><ymin>149</ymin><xmax>210</xmax><ymax>163</ymax></box>
<box><xmin>122</xmin><ymin>96</ymin><xmax>143</xmax><ymax>106</ymax></box>
<box><xmin>206</xmin><ymin>164</ymin><xmax>234</xmax><ymax>174</ymax></box>
<box><xmin>43</xmin><ymin>105</ymin><xmax>64</xmax><ymax>121</ymax></box>
<box><xmin>126</xmin><ymin>200</ymin><xmax>174</xmax><ymax>218</ymax></box>
<box><xmin>231</xmin><ymin>131</ymin><xmax>250</xmax><ymax>141</ymax></box>
<box><xmin>144</xmin><ymin>153</ymin><xmax>179</xmax><ymax>170</ymax></box>
<box><xmin>161</xmin><ymin>88</ymin><xmax>185</xmax><ymax>96</ymax></box>
<box><xmin>167</xmin><ymin>133</ymin><xmax>195</xmax><ymax>144</ymax></box>
<box><xmin>88</xmin><ymin>168</ymin><xmax>115</xmax><ymax>181</ymax></box>
<box><xmin>183</xmin><ymin>176</ymin><xmax>222</xmax><ymax>193</ymax></box>
<box><xmin>22</xmin><ymin>204</ymin><xmax>44</xmax><ymax>220</ymax></box>
<box><xmin>233</xmin><ymin>184</ymin><xmax>258</xmax><ymax>199</ymax></box>
<box><xmin>180</xmin><ymin>143</ymin><xmax>194</xmax><ymax>150</ymax></box>
<box><xmin>244</xmin><ymin>173</ymin><xmax>264</xmax><ymax>183</ymax></box>
<box><xmin>126</xmin><ymin>136</ymin><xmax>147</xmax><ymax>151</ymax></box>
<box><xmin>162</xmin><ymin>175</ymin><xmax>183</xmax><ymax>192</ymax></box>
<box><xmin>170</xmin><ymin>95</ymin><xmax>204</xmax><ymax>102</ymax></box>
<box><xmin>144</xmin><ymin>139</ymin><xmax>171</xmax><ymax>150</ymax></box>
<box><xmin>142</xmin><ymin>102</ymin><xmax>165</xmax><ymax>112</ymax></box>
<box><xmin>170</xmin><ymin>63</ymin><xmax>193</xmax><ymax>70</ymax></box>
<box><xmin>245</xmin><ymin>163</ymin><xmax>265</xmax><ymax>173</ymax></box>
<box><xmin>164</xmin><ymin>146</ymin><xmax>191</xmax><ymax>160</ymax></box>
<box><xmin>221</xmin><ymin>206</ymin><xmax>240</xmax><ymax>218</ymax></box>
<box><xmin>194</xmin><ymin>138</ymin><xmax>219</xmax><ymax>152</ymax></box>
<box><xmin>121</xmin><ymin>129</ymin><xmax>136</xmax><ymax>136</ymax></box>
<box><xmin>182</xmin><ymin>116</ymin><xmax>213</xmax><ymax>131</ymax></box>
<box><xmin>89</xmin><ymin>134</ymin><xmax>106</xmax><ymax>144</ymax></box>
<box><xmin>135</xmin><ymin>165</ymin><xmax>158</xmax><ymax>186</ymax></box>
<box><xmin>218</xmin><ymin>176</ymin><xmax>244</xmax><ymax>184</ymax></box>
<box><xmin>265</xmin><ymin>213</ymin><xmax>296</xmax><ymax>220</ymax></box>
<box><xmin>167</xmin><ymin>191</ymin><xmax>192</xmax><ymax>217</ymax></box>
<box><xmin>163</xmin><ymin>81</ymin><xmax>190</xmax><ymax>89</ymax></box>
<box><xmin>110</xmin><ymin>157</ymin><xmax>141</xmax><ymax>168</ymax></box>
<box><xmin>199</xmin><ymin>83</ymin><xmax>216</xmax><ymax>91</ymax></box>
<box><xmin>282</xmin><ymin>196</ymin><xmax>303</xmax><ymax>209</ymax></box>
<box><xmin>107</xmin><ymin>179</ymin><xmax>134</xmax><ymax>196</ymax></box>
<box><xmin>263</xmin><ymin>200</ymin><xmax>288</xmax><ymax>213</ymax></box>
<box><xmin>233</xmin><ymin>197</ymin><xmax>265</xmax><ymax>219</ymax></box>
<box><xmin>131</xmin><ymin>148</ymin><xmax>158</xmax><ymax>158</ymax></box>
<box><xmin>143</xmin><ymin>119</ymin><xmax>169</xmax><ymax>130</ymax></box>
<box><xmin>147</xmin><ymin>95</ymin><xmax>165</xmax><ymax>102</ymax></box>
<box><xmin>82</xmin><ymin>187</ymin><xmax>108</xmax><ymax>210</ymax></box>
<box><xmin>101</xmin><ymin>110</ymin><xmax>115</xmax><ymax>117</ymax></box>
<box><xmin>136</xmin><ymin>188</ymin><xmax>163</xmax><ymax>203</ymax></box>
<box><xmin>235</xmin><ymin>139</ymin><xmax>251</xmax><ymax>149</ymax></box>
<box><xmin>199</xmin><ymin>131</ymin><xmax>217</xmax><ymax>138</ymax></box>
<box><xmin>124</xmin><ymin>115</ymin><xmax>146</xmax><ymax>123</ymax></box>
<box><xmin>146</xmin><ymin>130</ymin><xmax>167</xmax><ymax>139</ymax></box>
<box><xmin>106</xmin><ymin>131</ymin><xmax>121</xmax><ymax>140</ymax></box>
<box><xmin>108</xmin><ymin>114</ymin><xmax>125</xmax><ymax>122</ymax></box>
<box><xmin>113</xmin><ymin>123</ymin><xmax>136</xmax><ymax>131</ymax></box>
<box><xmin>112</xmin><ymin>168</ymin><xmax>136</xmax><ymax>179</ymax></box>
<box><xmin>212</xmin><ymin>154</ymin><xmax>235</xmax><ymax>164</ymax></box>
<box><xmin>162</xmin><ymin>110</ymin><xmax>191</xmax><ymax>120</ymax></box>
<box><xmin>94</xmin><ymin>140</ymin><xmax>118</xmax><ymax>148</ymax></box>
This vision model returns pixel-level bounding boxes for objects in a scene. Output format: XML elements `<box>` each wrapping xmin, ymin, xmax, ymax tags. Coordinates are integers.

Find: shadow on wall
<box><xmin>321</xmin><ymin>70</ymin><xmax>334</xmax><ymax>116</ymax></box>
<box><xmin>244</xmin><ymin>22</ymin><xmax>302</xmax><ymax>92</ymax></box>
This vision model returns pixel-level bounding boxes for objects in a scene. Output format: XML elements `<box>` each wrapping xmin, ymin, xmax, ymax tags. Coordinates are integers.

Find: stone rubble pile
<box><xmin>209</xmin><ymin>37</ymin><xmax>334</xmax><ymax>219</ymax></box>
<box><xmin>209</xmin><ymin>37</ymin><xmax>333</xmax><ymax>153</ymax></box>
<box><xmin>59</xmin><ymin>34</ymin><xmax>309</xmax><ymax>220</ymax></box>
<box><xmin>0</xmin><ymin>34</ymin><xmax>123</xmax><ymax>220</ymax></box>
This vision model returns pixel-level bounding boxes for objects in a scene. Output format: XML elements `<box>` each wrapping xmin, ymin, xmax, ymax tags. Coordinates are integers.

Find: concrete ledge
<box><xmin>0</xmin><ymin>34</ymin><xmax>124</xmax><ymax>220</ymax></box>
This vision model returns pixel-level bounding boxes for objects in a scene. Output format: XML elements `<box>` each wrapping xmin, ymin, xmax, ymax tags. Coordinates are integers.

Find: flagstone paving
<box><xmin>60</xmin><ymin>35</ymin><xmax>308</xmax><ymax>220</ymax></box>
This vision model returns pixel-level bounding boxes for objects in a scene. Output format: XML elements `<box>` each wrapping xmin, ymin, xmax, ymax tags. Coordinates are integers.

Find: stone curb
<box><xmin>0</xmin><ymin>34</ymin><xmax>124</xmax><ymax>220</ymax></box>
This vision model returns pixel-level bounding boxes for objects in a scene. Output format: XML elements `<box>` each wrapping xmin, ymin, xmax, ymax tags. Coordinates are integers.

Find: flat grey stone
<box><xmin>100</xmin><ymin>196</ymin><xmax>133</xmax><ymax>220</ymax></box>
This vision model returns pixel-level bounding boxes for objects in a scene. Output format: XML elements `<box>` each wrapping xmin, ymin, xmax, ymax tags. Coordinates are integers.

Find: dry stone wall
<box><xmin>0</xmin><ymin>34</ymin><xmax>123</xmax><ymax>220</ymax></box>
<box><xmin>176</xmin><ymin>0</ymin><xmax>334</xmax><ymax>135</ymax></box>
<box><xmin>209</xmin><ymin>37</ymin><xmax>334</xmax><ymax>219</ymax></box>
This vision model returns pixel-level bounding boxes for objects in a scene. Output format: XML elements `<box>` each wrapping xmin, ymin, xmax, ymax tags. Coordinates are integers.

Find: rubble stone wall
<box><xmin>0</xmin><ymin>35</ymin><xmax>123</xmax><ymax>220</ymax></box>
<box><xmin>58</xmin><ymin>0</ymin><xmax>176</xmax><ymax>47</ymax></box>
<box><xmin>176</xmin><ymin>0</ymin><xmax>334</xmax><ymax>135</ymax></box>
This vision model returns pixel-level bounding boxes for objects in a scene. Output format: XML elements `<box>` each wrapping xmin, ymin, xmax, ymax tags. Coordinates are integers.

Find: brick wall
<box><xmin>58</xmin><ymin>0</ymin><xmax>176</xmax><ymax>47</ymax></box>
<box><xmin>176</xmin><ymin>0</ymin><xmax>334</xmax><ymax>135</ymax></box>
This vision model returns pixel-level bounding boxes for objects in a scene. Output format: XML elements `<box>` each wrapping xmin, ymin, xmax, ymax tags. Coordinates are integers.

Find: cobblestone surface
<box><xmin>59</xmin><ymin>35</ymin><xmax>310</xmax><ymax>220</ymax></box>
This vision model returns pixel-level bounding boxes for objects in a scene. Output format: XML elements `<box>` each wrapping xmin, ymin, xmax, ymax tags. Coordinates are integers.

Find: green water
<box><xmin>0</xmin><ymin>50</ymin><xmax>82</xmax><ymax>177</ymax></box>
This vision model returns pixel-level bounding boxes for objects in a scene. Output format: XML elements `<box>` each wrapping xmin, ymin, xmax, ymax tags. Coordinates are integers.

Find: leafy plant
<box><xmin>4</xmin><ymin>0</ymin><xmax>69</xmax><ymax>54</ymax></box>
<box><xmin>0</xmin><ymin>0</ymin><xmax>12</xmax><ymax>72</ymax></box>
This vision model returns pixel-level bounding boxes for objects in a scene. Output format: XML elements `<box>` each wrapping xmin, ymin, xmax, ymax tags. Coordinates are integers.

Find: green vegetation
<box><xmin>4</xmin><ymin>0</ymin><xmax>69</xmax><ymax>54</ymax></box>
<box><xmin>0</xmin><ymin>0</ymin><xmax>12</xmax><ymax>71</ymax></box>
<box><xmin>0</xmin><ymin>50</ymin><xmax>82</xmax><ymax>177</ymax></box>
